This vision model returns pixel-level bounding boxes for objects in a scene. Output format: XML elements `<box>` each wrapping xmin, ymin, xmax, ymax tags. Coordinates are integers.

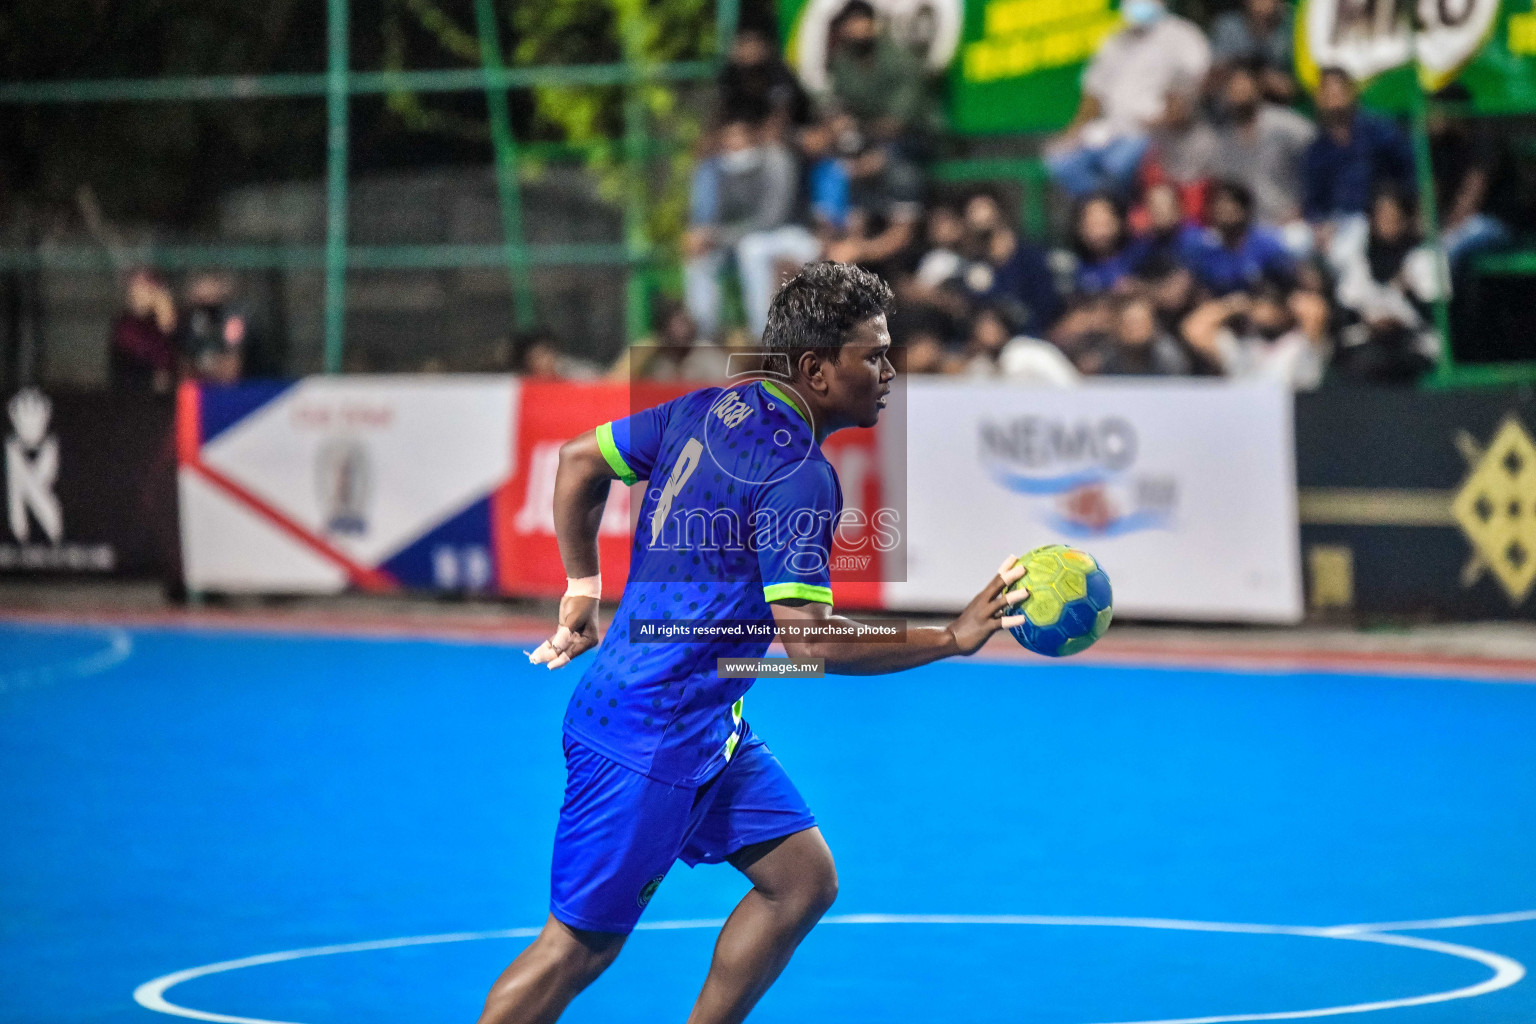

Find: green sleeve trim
<box><xmin>759</xmin><ymin>380</ymin><xmax>809</xmax><ymax>425</ymax></box>
<box><xmin>763</xmin><ymin>582</ymin><xmax>834</xmax><ymax>605</ymax></box>
<box><xmin>595</xmin><ymin>422</ymin><xmax>638</xmax><ymax>485</ymax></box>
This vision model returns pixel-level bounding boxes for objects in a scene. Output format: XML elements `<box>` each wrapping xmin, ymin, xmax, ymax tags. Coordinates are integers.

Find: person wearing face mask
<box><xmin>965</xmin><ymin>225</ymin><xmax>1064</xmax><ymax>340</ymax></box>
<box><xmin>1326</xmin><ymin>185</ymin><xmax>1444</xmax><ymax>383</ymax></box>
<box><xmin>1182</xmin><ymin>180</ymin><xmax>1295</xmax><ymax>297</ymax></box>
<box><xmin>1125</xmin><ymin>182</ymin><xmax>1201</xmax><ymax>271</ymax></box>
<box><xmin>718</xmin><ymin>25</ymin><xmax>812</xmax><ymax>140</ymax></box>
<box><xmin>825</xmin><ymin>0</ymin><xmax>944</xmax><ymax>158</ymax></box>
<box><xmin>1067</xmin><ymin>194</ymin><xmax>1137</xmax><ymax>296</ymax></box>
<box><xmin>1301</xmin><ymin>67</ymin><xmax>1415</xmax><ymax>259</ymax></box>
<box><xmin>1209</xmin><ymin>60</ymin><xmax>1316</xmax><ymax>254</ymax></box>
<box><xmin>1209</xmin><ymin>0</ymin><xmax>1297</xmax><ymax>103</ymax></box>
<box><xmin>175</xmin><ymin>272</ymin><xmax>251</xmax><ymax>385</ymax></box>
<box><xmin>1098</xmin><ymin>293</ymin><xmax>1194</xmax><ymax>376</ymax></box>
<box><xmin>1181</xmin><ymin>282</ymin><xmax>1328</xmax><ymax>389</ymax></box>
<box><xmin>961</xmin><ymin>302</ymin><xmax>1080</xmax><ymax>384</ymax></box>
<box><xmin>683</xmin><ymin>117</ymin><xmax>809</xmax><ymax>340</ymax></box>
<box><xmin>1045</xmin><ymin>0</ymin><xmax>1211</xmax><ymax>199</ymax></box>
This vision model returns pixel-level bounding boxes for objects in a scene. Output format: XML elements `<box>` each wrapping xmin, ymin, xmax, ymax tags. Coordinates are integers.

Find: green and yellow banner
<box><xmin>1296</xmin><ymin>0</ymin><xmax>1536</xmax><ymax>112</ymax></box>
<box><xmin>778</xmin><ymin>0</ymin><xmax>1117</xmax><ymax>133</ymax></box>
<box><xmin>779</xmin><ymin>0</ymin><xmax>1536</xmax><ymax>134</ymax></box>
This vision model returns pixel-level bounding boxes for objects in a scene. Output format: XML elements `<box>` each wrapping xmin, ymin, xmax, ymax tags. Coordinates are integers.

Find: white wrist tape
<box><xmin>565</xmin><ymin>575</ymin><xmax>601</xmax><ymax>599</ymax></box>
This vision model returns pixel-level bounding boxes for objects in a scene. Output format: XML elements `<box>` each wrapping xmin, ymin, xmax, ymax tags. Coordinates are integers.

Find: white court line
<box><xmin>816</xmin><ymin>916</ymin><xmax>1526</xmax><ymax>1024</ymax></box>
<box><xmin>132</xmin><ymin>929</ymin><xmax>543</xmax><ymax>1024</ymax></box>
<box><xmin>1325</xmin><ymin>909</ymin><xmax>1536</xmax><ymax>935</ymax></box>
<box><xmin>0</xmin><ymin>625</ymin><xmax>132</xmax><ymax>695</ymax></box>
<box><xmin>132</xmin><ymin>911</ymin><xmax>1535</xmax><ymax>1024</ymax></box>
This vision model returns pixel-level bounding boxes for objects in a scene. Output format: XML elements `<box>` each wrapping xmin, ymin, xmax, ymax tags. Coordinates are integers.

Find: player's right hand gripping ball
<box><xmin>1004</xmin><ymin>544</ymin><xmax>1113</xmax><ymax>657</ymax></box>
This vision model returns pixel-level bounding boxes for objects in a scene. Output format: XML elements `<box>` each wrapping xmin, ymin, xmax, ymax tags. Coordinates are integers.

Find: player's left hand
<box><xmin>528</xmin><ymin>595</ymin><xmax>600</xmax><ymax>670</ymax></box>
<box><xmin>946</xmin><ymin>554</ymin><xmax>1030</xmax><ymax>656</ymax></box>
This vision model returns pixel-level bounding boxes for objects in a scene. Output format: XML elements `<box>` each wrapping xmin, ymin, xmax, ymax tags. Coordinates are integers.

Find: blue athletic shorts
<box><xmin>549</xmin><ymin>722</ymin><xmax>817</xmax><ymax>934</ymax></box>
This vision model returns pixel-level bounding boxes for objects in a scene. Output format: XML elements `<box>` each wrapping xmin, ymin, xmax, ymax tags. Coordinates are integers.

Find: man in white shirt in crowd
<box><xmin>1045</xmin><ymin>0</ymin><xmax>1211</xmax><ymax>199</ymax></box>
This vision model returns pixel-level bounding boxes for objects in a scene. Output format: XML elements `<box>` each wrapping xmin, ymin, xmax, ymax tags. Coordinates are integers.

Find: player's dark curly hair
<box><xmin>762</xmin><ymin>261</ymin><xmax>892</xmax><ymax>379</ymax></box>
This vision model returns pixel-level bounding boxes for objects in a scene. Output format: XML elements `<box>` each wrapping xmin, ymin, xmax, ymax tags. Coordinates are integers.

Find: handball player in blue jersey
<box><xmin>477</xmin><ymin>262</ymin><xmax>1029</xmax><ymax>1024</ymax></box>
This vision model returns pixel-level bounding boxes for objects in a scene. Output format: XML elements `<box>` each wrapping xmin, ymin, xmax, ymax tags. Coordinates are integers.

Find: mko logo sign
<box><xmin>979</xmin><ymin>415</ymin><xmax>1175</xmax><ymax>537</ymax></box>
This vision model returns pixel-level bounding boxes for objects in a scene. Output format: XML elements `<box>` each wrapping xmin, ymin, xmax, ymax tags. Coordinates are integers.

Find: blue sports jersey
<box><xmin>564</xmin><ymin>380</ymin><xmax>841</xmax><ymax>786</ymax></box>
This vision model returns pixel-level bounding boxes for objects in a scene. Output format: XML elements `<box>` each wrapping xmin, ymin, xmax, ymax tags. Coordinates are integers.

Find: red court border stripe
<box><xmin>2</xmin><ymin>608</ymin><xmax>1534</xmax><ymax>682</ymax></box>
<box><xmin>980</xmin><ymin>642</ymin><xmax>1536</xmax><ymax>682</ymax></box>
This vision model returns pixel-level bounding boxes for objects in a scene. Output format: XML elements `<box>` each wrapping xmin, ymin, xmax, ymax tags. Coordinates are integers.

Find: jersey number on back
<box><xmin>649</xmin><ymin>438</ymin><xmax>704</xmax><ymax>545</ymax></box>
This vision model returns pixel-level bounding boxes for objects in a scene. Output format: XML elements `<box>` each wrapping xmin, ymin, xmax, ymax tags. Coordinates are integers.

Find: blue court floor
<box><xmin>3</xmin><ymin>620</ymin><xmax>1535</xmax><ymax>1024</ymax></box>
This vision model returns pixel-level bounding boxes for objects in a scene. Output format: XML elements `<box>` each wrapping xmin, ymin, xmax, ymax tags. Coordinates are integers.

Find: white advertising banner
<box><xmin>180</xmin><ymin>376</ymin><xmax>516</xmax><ymax>594</ymax></box>
<box><xmin>884</xmin><ymin>380</ymin><xmax>1302</xmax><ymax>623</ymax></box>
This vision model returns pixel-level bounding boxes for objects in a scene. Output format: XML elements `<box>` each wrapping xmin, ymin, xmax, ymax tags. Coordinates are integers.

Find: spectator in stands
<box><xmin>512</xmin><ymin>332</ymin><xmax>562</xmax><ymax>380</ymax></box>
<box><xmin>1209</xmin><ymin>0</ymin><xmax>1296</xmax><ymax>102</ymax></box>
<box><xmin>895</xmin><ymin>203</ymin><xmax>971</xmax><ymax>333</ymax></box>
<box><xmin>1045</xmin><ymin>0</ymin><xmax>1211</xmax><ymax>198</ymax></box>
<box><xmin>1138</xmin><ymin>254</ymin><xmax>1201</xmax><ymax>342</ymax></box>
<box><xmin>1126</xmin><ymin>182</ymin><xmax>1201</xmax><ymax>273</ymax></box>
<box><xmin>176</xmin><ymin>272</ymin><xmax>248</xmax><ymax>385</ymax></box>
<box><xmin>826</xmin><ymin>0</ymin><xmax>945</xmax><ymax>159</ymax></box>
<box><xmin>959</xmin><ymin>303</ymin><xmax>1079</xmax><ymax>384</ymax></box>
<box><xmin>955</xmin><ymin>303</ymin><xmax>1013</xmax><ymax>376</ymax></box>
<box><xmin>109</xmin><ymin>268</ymin><xmax>177</xmax><ymax>392</ymax></box>
<box><xmin>1209</xmin><ymin>61</ymin><xmax>1316</xmax><ymax>252</ymax></box>
<box><xmin>513</xmin><ymin>330</ymin><xmax>600</xmax><ymax>381</ymax></box>
<box><xmin>894</xmin><ymin>316</ymin><xmax>955</xmax><ymax>374</ymax></box>
<box><xmin>1141</xmin><ymin>85</ymin><xmax>1217</xmax><ymax>221</ymax></box>
<box><xmin>963</xmin><ymin>190</ymin><xmax>1007</xmax><ymax>237</ymax></box>
<box><xmin>719</xmin><ymin>25</ymin><xmax>812</xmax><ymax>139</ymax></box>
<box><xmin>963</xmin><ymin>224</ymin><xmax>1064</xmax><ymax>339</ymax></box>
<box><xmin>1302</xmin><ymin>68</ymin><xmax>1415</xmax><ymax>255</ymax></box>
<box><xmin>609</xmin><ymin>301</ymin><xmax>727</xmax><ymax>381</ymax></box>
<box><xmin>683</xmin><ymin>116</ymin><xmax>803</xmax><ymax>339</ymax></box>
<box><xmin>912</xmin><ymin>202</ymin><xmax>966</xmax><ymax>292</ymax></box>
<box><xmin>1328</xmin><ymin>185</ymin><xmax>1443</xmax><ymax>383</ymax></box>
<box><xmin>823</xmin><ymin>113</ymin><xmax>924</xmax><ymax>273</ymax></box>
<box><xmin>1052</xmin><ymin>294</ymin><xmax>1116</xmax><ymax>372</ymax></box>
<box><xmin>1097</xmin><ymin>293</ymin><xmax>1194</xmax><ymax>375</ymax></box>
<box><xmin>1182</xmin><ymin>282</ymin><xmax>1328</xmax><ymax>388</ymax></box>
<box><xmin>1183</xmin><ymin>180</ymin><xmax>1295</xmax><ymax>296</ymax></box>
<box><xmin>796</xmin><ymin>113</ymin><xmax>853</xmax><ymax>240</ymax></box>
<box><xmin>1068</xmin><ymin>194</ymin><xmax>1137</xmax><ymax>296</ymax></box>
<box><xmin>1428</xmin><ymin>84</ymin><xmax>1514</xmax><ymax>267</ymax></box>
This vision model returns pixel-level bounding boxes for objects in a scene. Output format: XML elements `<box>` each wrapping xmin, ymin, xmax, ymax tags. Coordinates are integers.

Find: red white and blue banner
<box><xmin>177</xmin><ymin>377</ymin><xmax>517</xmax><ymax>594</ymax></box>
<box><xmin>177</xmin><ymin>376</ymin><xmax>1302</xmax><ymax>622</ymax></box>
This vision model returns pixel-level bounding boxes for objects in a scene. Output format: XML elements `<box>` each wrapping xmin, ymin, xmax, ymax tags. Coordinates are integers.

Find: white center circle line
<box><xmin>132</xmin><ymin>911</ymin><xmax>1532</xmax><ymax>1024</ymax></box>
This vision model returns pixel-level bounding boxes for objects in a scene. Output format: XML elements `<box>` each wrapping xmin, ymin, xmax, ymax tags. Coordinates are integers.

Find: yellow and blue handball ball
<box><xmin>1004</xmin><ymin>544</ymin><xmax>1113</xmax><ymax>657</ymax></box>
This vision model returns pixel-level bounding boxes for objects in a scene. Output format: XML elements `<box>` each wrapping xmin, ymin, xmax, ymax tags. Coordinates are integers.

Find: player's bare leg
<box><xmin>476</xmin><ymin>915</ymin><xmax>625</xmax><ymax>1024</ymax></box>
<box><xmin>685</xmin><ymin>827</ymin><xmax>839</xmax><ymax>1024</ymax></box>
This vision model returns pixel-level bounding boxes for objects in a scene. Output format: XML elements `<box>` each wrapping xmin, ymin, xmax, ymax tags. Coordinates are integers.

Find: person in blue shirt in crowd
<box><xmin>1183</xmin><ymin>180</ymin><xmax>1295</xmax><ymax>296</ymax></box>
<box><xmin>1125</xmin><ymin>182</ymin><xmax>1203</xmax><ymax>277</ymax></box>
<box><xmin>965</xmin><ymin>223</ymin><xmax>1064</xmax><ymax>340</ymax></box>
<box><xmin>474</xmin><ymin>261</ymin><xmax>1030</xmax><ymax>1024</ymax></box>
<box><xmin>1071</xmin><ymin>193</ymin><xmax>1138</xmax><ymax>295</ymax></box>
<box><xmin>1301</xmin><ymin>67</ymin><xmax>1415</xmax><ymax>255</ymax></box>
